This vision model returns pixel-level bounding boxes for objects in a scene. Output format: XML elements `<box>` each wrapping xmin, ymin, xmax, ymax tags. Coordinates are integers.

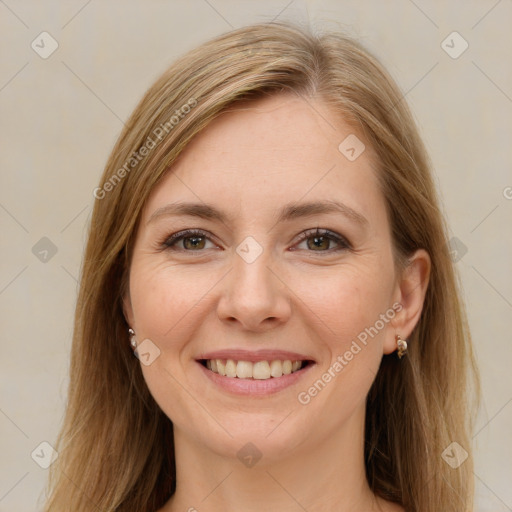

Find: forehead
<box><xmin>142</xmin><ymin>94</ymin><xmax>384</xmax><ymax>226</ymax></box>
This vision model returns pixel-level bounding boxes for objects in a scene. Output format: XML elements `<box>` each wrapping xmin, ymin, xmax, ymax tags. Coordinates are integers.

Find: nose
<box><xmin>216</xmin><ymin>246</ymin><xmax>292</xmax><ymax>332</ymax></box>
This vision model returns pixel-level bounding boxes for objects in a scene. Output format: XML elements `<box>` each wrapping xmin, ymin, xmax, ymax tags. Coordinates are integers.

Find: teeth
<box><xmin>269</xmin><ymin>360</ymin><xmax>282</xmax><ymax>378</ymax></box>
<box><xmin>205</xmin><ymin>359</ymin><xmax>305</xmax><ymax>379</ymax></box>
<box><xmin>225</xmin><ymin>359</ymin><xmax>237</xmax><ymax>378</ymax></box>
<box><xmin>253</xmin><ymin>361</ymin><xmax>271</xmax><ymax>379</ymax></box>
<box><xmin>217</xmin><ymin>359</ymin><xmax>226</xmax><ymax>376</ymax></box>
<box><xmin>236</xmin><ymin>360</ymin><xmax>252</xmax><ymax>378</ymax></box>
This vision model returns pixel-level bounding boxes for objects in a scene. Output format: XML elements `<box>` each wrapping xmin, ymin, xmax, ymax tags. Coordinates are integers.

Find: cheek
<box><xmin>290</xmin><ymin>266</ymin><xmax>395</xmax><ymax>437</ymax></box>
<box><xmin>293</xmin><ymin>260</ymin><xmax>395</xmax><ymax>349</ymax></box>
<box><xmin>128</xmin><ymin>261</ymin><xmax>210</xmax><ymax>429</ymax></box>
<box><xmin>129</xmin><ymin>259</ymin><xmax>205</xmax><ymax>340</ymax></box>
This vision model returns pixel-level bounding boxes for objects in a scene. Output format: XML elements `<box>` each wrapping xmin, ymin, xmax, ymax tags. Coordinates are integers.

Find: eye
<box><xmin>160</xmin><ymin>227</ymin><xmax>351</xmax><ymax>254</ymax></box>
<box><xmin>293</xmin><ymin>227</ymin><xmax>351</xmax><ymax>253</ymax></box>
<box><xmin>161</xmin><ymin>229</ymin><xmax>217</xmax><ymax>251</ymax></box>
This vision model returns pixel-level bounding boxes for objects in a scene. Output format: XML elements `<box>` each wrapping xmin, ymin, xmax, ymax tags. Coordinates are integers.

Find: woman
<box><xmin>44</xmin><ymin>21</ymin><xmax>480</xmax><ymax>512</ymax></box>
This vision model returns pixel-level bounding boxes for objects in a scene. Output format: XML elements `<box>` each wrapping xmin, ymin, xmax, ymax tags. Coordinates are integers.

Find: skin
<box><xmin>123</xmin><ymin>93</ymin><xmax>430</xmax><ymax>512</ymax></box>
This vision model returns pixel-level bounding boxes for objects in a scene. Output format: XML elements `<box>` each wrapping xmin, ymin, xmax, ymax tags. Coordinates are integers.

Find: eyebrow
<box><xmin>147</xmin><ymin>199</ymin><xmax>369</xmax><ymax>228</ymax></box>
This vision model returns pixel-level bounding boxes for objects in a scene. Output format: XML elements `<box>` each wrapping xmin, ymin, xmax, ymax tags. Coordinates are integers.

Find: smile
<box><xmin>201</xmin><ymin>358</ymin><xmax>308</xmax><ymax>379</ymax></box>
<box><xmin>195</xmin><ymin>349</ymin><xmax>316</xmax><ymax>395</ymax></box>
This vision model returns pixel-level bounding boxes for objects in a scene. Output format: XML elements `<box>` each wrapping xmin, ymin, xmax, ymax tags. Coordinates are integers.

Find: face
<box><xmin>124</xmin><ymin>94</ymin><xmax>404</xmax><ymax>462</ymax></box>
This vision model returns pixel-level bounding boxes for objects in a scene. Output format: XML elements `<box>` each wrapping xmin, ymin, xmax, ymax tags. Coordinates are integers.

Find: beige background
<box><xmin>1</xmin><ymin>1</ymin><xmax>511</xmax><ymax>510</ymax></box>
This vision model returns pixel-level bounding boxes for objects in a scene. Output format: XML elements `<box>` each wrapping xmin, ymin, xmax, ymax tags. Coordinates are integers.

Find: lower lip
<box><xmin>197</xmin><ymin>361</ymin><xmax>315</xmax><ymax>396</ymax></box>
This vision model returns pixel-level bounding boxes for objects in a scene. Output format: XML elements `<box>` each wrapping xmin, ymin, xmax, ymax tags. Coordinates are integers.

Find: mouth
<box><xmin>195</xmin><ymin>350</ymin><xmax>316</xmax><ymax>396</ymax></box>
<box><xmin>198</xmin><ymin>358</ymin><xmax>315</xmax><ymax>380</ymax></box>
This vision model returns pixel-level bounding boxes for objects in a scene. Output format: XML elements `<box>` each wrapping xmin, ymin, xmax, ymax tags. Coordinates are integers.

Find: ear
<box><xmin>122</xmin><ymin>290</ymin><xmax>135</xmax><ymax>330</ymax></box>
<box><xmin>383</xmin><ymin>249</ymin><xmax>431</xmax><ymax>355</ymax></box>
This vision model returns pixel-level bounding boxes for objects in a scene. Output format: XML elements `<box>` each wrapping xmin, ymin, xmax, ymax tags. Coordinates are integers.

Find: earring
<box><xmin>396</xmin><ymin>334</ymin><xmax>408</xmax><ymax>359</ymax></box>
<box><xmin>128</xmin><ymin>328</ymin><xmax>137</xmax><ymax>348</ymax></box>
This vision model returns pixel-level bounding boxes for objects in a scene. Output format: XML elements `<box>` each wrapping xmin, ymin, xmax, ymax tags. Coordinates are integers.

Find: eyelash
<box><xmin>160</xmin><ymin>227</ymin><xmax>352</xmax><ymax>254</ymax></box>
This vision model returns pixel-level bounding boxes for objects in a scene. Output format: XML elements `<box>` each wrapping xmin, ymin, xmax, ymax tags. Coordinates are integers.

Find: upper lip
<box><xmin>196</xmin><ymin>349</ymin><xmax>315</xmax><ymax>363</ymax></box>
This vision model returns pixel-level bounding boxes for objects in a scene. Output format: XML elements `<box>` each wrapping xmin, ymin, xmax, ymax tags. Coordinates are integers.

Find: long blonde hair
<box><xmin>43</xmin><ymin>21</ymin><xmax>480</xmax><ymax>512</ymax></box>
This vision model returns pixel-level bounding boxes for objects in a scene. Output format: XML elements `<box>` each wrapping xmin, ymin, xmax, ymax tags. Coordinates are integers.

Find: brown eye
<box><xmin>162</xmin><ymin>229</ymin><xmax>216</xmax><ymax>251</ymax></box>
<box><xmin>307</xmin><ymin>235</ymin><xmax>331</xmax><ymax>251</ymax></box>
<box><xmin>294</xmin><ymin>228</ymin><xmax>351</xmax><ymax>253</ymax></box>
<box><xmin>182</xmin><ymin>235</ymin><xmax>206</xmax><ymax>250</ymax></box>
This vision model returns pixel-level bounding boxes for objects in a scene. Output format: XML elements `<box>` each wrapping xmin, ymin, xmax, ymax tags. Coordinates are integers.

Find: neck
<box><xmin>162</xmin><ymin>403</ymin><xmax>385</xmax><ymax>512</ymax></box>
